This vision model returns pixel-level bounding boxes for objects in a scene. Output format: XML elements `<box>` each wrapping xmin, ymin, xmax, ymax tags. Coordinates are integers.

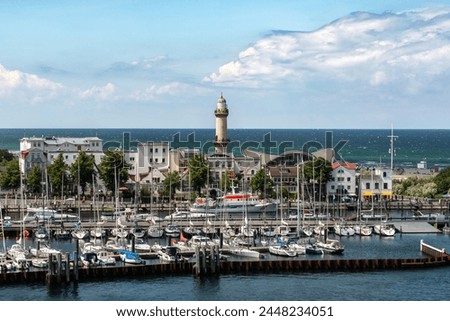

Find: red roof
<box><xmin>332</xmin><ymin>162</ymin><xmax>357</xmax><ymax>170</ymax></box>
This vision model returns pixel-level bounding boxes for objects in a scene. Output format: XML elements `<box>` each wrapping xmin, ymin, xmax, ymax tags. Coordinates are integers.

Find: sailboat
<box><xmin>90</xmin><ymin>175</ymin><xmax>107</xmax><ymax>240</ymax></box>
<box><xmin>7</xmin><ymin>175</ymin><xmax>30</xmax><ymax>270</ymax></box>
<box><xmin>268</xmin><ymin>237</ymin><xmax>298</xmax><ymax>257</ymax></box>
<box><xmin>71</xmin><ymin>158</ymin><xmax>89</xmax><ymax>240</ymax></box>
<box><xmin>298</xmin><ymin>159</ymin><xmax>313</xmax><ymax>237</ymax></box>
<box><xmin>0</xmin><ymin>202</ymin><xmax>14</xmax><ymax>271</ymax></box>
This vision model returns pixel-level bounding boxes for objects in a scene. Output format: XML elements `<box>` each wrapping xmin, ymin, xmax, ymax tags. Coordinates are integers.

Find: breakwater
<box><xmin>1</xmin><ymin>243</ymin><xmax>448</xmax><ymax>286</ymax></box>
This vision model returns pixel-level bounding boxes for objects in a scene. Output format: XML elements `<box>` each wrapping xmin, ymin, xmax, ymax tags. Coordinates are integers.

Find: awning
<box><xmin>362</xmin><ymin>191</ymin><xmax>374</xmax><ymax>196</ymax></box>
<box><xmin>381</xmin><ymin>191</ymin><xmax>392</xmax><ymax>196</ymax></box>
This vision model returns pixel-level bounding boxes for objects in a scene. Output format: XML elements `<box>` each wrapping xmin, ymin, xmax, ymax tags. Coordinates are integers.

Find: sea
<box><xmin>1</xmin><ymin>128</ymin><xmax>450</xmax><ymax>167</ymax></box>
<box><xmin>0</xmin><ymin>128</ymin><xmax>449</xmax><ymax>311</ymax></box>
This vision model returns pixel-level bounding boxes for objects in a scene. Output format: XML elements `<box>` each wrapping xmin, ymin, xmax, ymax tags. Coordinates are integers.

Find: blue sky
<box><xmin>1</xmin><ymin>0</ymin><xmax>450</xmax><ymax>129</ymax></box>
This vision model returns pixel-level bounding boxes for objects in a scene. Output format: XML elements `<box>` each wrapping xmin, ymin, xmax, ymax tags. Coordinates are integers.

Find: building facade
<box><xmin>19</xmin><ymin>136</ymin><xmax>103</xmax><ymax>175</ymax></box>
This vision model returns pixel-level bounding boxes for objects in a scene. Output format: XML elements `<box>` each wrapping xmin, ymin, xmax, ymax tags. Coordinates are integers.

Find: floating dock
<box><xmin>0</xmin><ymin>242</ymin><xmax>448</xmax><ymax>285</ymax></box>
<box><xmin>393</xmin><ymin>221</ymin><xmax>441</xmax><ymax>233</ymax></box>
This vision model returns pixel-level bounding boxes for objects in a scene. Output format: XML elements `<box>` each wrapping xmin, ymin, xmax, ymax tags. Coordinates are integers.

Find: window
<box><xmin>155</xmin><ymin>148</ymin><xmax>158</xmax><ymax>153</ymax></box>
<box><xmin>366</xmin><ymin>182</ymin><xmax>370</xmax><ymax>189</ymax></box>
<box><xmin>162</xmin><ymin>158</ymin><xmax>165</xmax><ymax>163</ymax></box>
<box><xmin>375</xmin><ymin>183</ymin><xmax>379</xmax><ymax>189</ymax></box>
<box><xmin>347</xmin><ymin>177</ymin><xmax>351</xmax><ymax>182</ymax></box>
<box><xmin>331</xmin><ymin>185</ymin><xmax>335</xmax><ymax>190</ymax></box>
<box><xmin>384</xmin><ymin>183</ymin><xmax>388</xmax><ymax>189</ymax></box>
<box><xmin>383</xmin><ymin>172</ymin><xmax>387</xmax><ymax>177</ymax></box>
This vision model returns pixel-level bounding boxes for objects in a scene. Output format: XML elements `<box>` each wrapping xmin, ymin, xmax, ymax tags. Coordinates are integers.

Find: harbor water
<box><xmin>0</xmin><ymin>232</ymin><xmax>449</xmax><ymax>301</ymax></box>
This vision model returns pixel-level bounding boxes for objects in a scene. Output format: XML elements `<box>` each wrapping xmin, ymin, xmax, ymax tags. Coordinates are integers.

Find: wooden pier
<box><xmin>0</xmin><ymin>242</ymin><xmax>448</xmax><ymax>285</ymax></box>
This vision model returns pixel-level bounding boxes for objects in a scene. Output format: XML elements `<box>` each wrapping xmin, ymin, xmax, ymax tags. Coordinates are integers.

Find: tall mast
<box><xmin>388</xmin><ymin>124</ymin><xmax>398</xmax><ymax>170</ymax></box>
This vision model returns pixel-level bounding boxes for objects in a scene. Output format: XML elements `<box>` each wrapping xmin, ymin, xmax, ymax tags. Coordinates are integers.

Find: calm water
<box><xmin>0</xmin><ymin>232</ymin><xmax>449</xmax><ymax>301</ymax></box>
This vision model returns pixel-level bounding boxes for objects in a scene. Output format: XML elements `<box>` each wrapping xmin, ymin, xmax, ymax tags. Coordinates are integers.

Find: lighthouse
<box><xmin>214</xmin><ymin>94</ymin><xmax>229</xmax><ymax>154</ymax></box>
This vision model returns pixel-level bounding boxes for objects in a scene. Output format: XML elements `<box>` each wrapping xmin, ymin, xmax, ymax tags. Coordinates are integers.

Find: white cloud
<box><xmin>131</xmin><ymin>82</ymin><xmax>211</xmax><ymax>101</ymax></box>
<box><xmin>79</xmin><ymin>83</ymin><xmax>117</xmax><ymax>100</ymax></box>
<box><xmin>204</xmin><ymin>8</ymin><xmax>450</xmax><ymax>94</ymax></box>
<box><xmin>0</xmin><ymin>64</ymin><xmax>62</xmax><ymax>98</ymax></box>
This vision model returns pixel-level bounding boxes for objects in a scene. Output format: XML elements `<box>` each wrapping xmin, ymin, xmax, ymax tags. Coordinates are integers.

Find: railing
<box><xmin>420</xmin><ymin>240</ymin><xmax>446</xmax><ymax>258</ymax></box>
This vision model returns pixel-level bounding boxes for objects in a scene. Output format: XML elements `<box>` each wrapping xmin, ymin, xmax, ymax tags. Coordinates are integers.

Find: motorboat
<box><xmin>157</xmin><ymin>246</ymin><xmax>187</xmax><ymax>262</ymax></box>
<box><xmin>23</xmin><ymin>207</ymin><xmax>78</xmax><ymax>223</ymax></box>
<box><xmin>188</xmin><ymin>235</ymin><xmax>216</xmax><ymax>248</ymax></box>
<box><xmin>127</xmin><ymin>238</ymin><xmax>151</xmax><ymax>253</ymax></box>
<box><xmin>30</xmin><ymin>241</ymin><xmax>61</xmax><ymax>258</ymax></box>
<box><xmin>147</xmin><ymin>225</ymin><xmax>164</xmax><ymax>238</ymax></box>
<box><xmin>81</xmin><ymin>252</ymin><xmax>101</xmax><ymax>267</ymax></box>
<box><xmin>96</xmin><ymin>250</ymin><xmax>117</xmax><ymax>266</ymax></box>
<box><xmin>164</xmin><ymin>210</ymin><xmax>216</xmax><ymax>221</ymax></box>
<box><xmin>31</xmin><ymin>257</ymin><xmax>48</xmax><ymax>269</ymax></box>
<box><xmin>228</xmin><ymin>246</ymin><xmax>262</xmax><ymax>258</ymax></box>
<box><xmin>130</xmin><ymin>223</ymin><xmax>146</xmax><ymax>238</ymax></box>
<box><xmin>189</xmin><ymin>187</ymin><xmax>277</xmax><ymax>217</ymax></box>
<box><xmin>315</xmin><ymin>239</ymin><xmax>345</xmax><ymax>254</ymax></box>
<box><xmin>34</xmin><ymin>225</ymin><xmax>49</xmax><ymax>240</ymax></box>
<box><xmin>117</xmin><ymin>249</ymin><xmax>145</xmax><ymax>264</ymax></box>
<box><xmin>165</xmin><ymin>224</ymin><xmax>181</xmax><ymax>238</ymax></box>
<box><xmin>269</xmin><ymin>244</ymin><xmax>297</xmax><ymax>257</ymax></box>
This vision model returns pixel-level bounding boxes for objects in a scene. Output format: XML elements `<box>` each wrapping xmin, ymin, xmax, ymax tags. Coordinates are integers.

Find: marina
<box><xmin>0</xmin><ymin>229</ymin><xmax>449</xmax><ymax>301</ymax></box>
<box><xmin>1</xmin><ymin>208</ymin><xmax>449</xmax><ymax>285</ymax></box>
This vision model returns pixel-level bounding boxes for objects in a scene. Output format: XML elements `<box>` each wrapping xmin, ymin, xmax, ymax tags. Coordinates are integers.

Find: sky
<box><xmin>1</xmin><ymin>0</ymin><xmax>450</xmax><ymax>129</ymax></box>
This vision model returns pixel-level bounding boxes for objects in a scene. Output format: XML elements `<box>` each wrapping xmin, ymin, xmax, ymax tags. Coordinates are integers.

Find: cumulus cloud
<box><xmin>79</xmin><ymin>83</ymin><xmax>117</xmax><ymax>100</ymax></box>
<box><xmin>204</xmin><ymin>8</ymin><xmax>450</xmax><ymax>93</ymax></box>
<box><xmin>0</xmin><ymin>64</ymin><xmax>62</xmax><ymax>99</ymax></box>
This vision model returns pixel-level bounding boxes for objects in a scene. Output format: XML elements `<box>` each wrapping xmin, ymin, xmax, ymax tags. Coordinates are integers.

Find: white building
<box><xmin>19</xmin><ymin>136</ymin><xmax>103</xmax><ymax>175</ymax></box>
<box><xmin>327</xmin><ymin>162</ymin><xmax>357</xmax><ymax>198</ymax></box>
<box><xmin>126</xmin><ymin>141</ymin><xmax>170</xmax><ymax>185</ymax></box>
<box><xmin>359</xmin><ymin>167</ymin><xmax>393</xmax><ymax>199</ymax></box>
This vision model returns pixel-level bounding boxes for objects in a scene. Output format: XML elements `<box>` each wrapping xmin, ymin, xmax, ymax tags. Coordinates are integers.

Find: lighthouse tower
<box><xmin>214</xmin><ymin>94</ymin><xmax>229</xmax><ymax>154</ymax></box>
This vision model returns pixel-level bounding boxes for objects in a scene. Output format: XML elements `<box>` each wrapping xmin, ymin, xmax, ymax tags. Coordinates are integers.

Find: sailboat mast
<box><xmin>296</xmin><ymin>156</ymin><xmax>300</xmax><ymax>237</ymax></box>
<box><xmin>0</xmin><ymin>202</ymin><xmax>6</xmax><ymax>252</ymax></box>
<box><xmin>388</xmin><ymin>124</ymin><xmax>398</xmax><ymax>171</ymax></box>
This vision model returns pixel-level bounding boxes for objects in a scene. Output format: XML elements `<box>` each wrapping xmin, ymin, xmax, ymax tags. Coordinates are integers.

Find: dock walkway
<box><xmin>393</xmin><ymin>221</ymin><xmax>441</xmax><ymax>233</ymax></box>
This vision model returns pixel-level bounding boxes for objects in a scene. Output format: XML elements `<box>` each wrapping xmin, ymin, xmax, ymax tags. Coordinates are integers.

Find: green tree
<box><xmin>0</xmin><ymin>149</ymin><xmax>14</xmax><ymax>164</ymax></box>
<box><xmin>162</xmin><ymin>170</ymin><xmax>180</xmax><ymax>200</ymax></box>
<box><xmin>304</xmin><ymin>157</ymin><xmax>332</xmax><ymax>183</ymax></box>
<box><xmin>250</xmin><ymin>168</ymin><xmax>274</xmax><ymax>197</ymax></box>
<box><xmin>70</xmin><ymin>151</ymin><xmax>96</xmax><ymax>196</ymax></box>
<box><xmin>98</xmin><ymin>150</ymin><xmax>129</xmax><ymax>193</ymax></box>
<box><xmin>0</xmin><ymin>158</ymin><xmax>21</xmax><ymax>192</ymax></box>
<box><xmin>188</xmin><ymin>154</ymin><xmax>208</xmax><ymax>194</ymax></box>
<box><xmin>26</xmin><ymin>166</ymin><xmax>43</xmax><ymax>194</ymax></box>
<box><xmin>422</xmin><ymin>182</ymin><xmax>438</xmax><ymax>198</ymax></box>
<box><xmin>433</xmin><ymin>167</ymin><xmax>450</xmax><ymax>195</ymax></box>
<box><xmin>47</xmin><ymin>153</ymin><xmax>69</xmax><ymax>196</ymax></box>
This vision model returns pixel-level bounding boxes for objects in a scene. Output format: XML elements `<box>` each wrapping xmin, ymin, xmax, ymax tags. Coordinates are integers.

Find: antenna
<box><xmin>388</xmin><ymin>124</ymin><xmax>398</xmax><ymax>170</ymax></box>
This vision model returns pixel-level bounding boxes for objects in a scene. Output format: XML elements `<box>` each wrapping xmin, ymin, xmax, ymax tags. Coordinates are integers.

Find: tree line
<box><xmin>0</xmin><ymin>148</ymin><xmax>333</xmax><ymax>202</ymax></box>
